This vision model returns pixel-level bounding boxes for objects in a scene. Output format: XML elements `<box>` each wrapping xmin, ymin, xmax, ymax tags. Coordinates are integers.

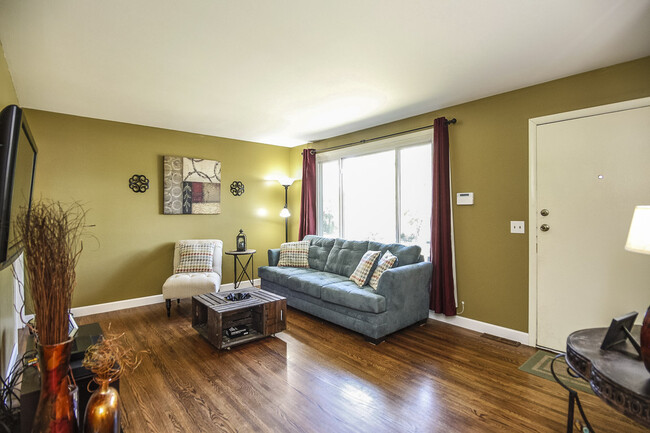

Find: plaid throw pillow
<box><xmin>349</xmin><ymin>250</ymin><xmax>381</xmax><ymax>287</ymax></box>
<box><xmin>278</xmin><ymin>240</ymin><xmax>310</xmax><ymax>268</ymax></box>
<box><xmin>175</xmin><ymin>243</ymin><xmax>215</xmax><ymax>273</ymax></box>
<box><xmin>369</xmin><ymin>250</ymin><xmax>398</xmax><ymax>290</ymax></box>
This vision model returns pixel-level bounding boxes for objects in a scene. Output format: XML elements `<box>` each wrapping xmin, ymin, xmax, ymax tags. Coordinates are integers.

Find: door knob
<box><xmin>540</xmin><ymin>224</ymin><xmax>550</xmax><ymax>232</ymax></box>
<box><xmin>540</xmin><ymin>209</ymin><xmax>549</xmax><ymax>216</ymax></box>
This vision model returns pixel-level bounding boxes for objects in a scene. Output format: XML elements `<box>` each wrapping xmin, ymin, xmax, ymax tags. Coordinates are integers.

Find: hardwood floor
<box><xmin>75</xmin><ymin>302</ymin><xmax>645</xmax><ymax>433</ymax></box>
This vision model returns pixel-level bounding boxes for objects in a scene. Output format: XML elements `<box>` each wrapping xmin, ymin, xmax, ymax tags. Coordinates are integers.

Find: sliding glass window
<box><xmin>317</xmin><ymin>130</ymin><xmax>432</xmax><ymax>251</ymax></box>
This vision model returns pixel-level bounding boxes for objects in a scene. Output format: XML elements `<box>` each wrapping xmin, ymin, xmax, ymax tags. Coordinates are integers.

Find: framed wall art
<box><xmin>163</xmin><ymin>155</ymin><xmax>221</xmax><ymax>214</ymax></box>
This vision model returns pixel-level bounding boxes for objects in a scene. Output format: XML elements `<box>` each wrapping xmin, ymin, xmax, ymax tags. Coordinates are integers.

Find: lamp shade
<box><xmin>625</xmin><ymin>206</ymin><xmax>650</xmax><ymax>255</ymax></box>
<box><xmin>278</xmin><ymin>177</ymin><xmax>295</xmax><ymax>187</ymax></box>
<box><xmin>280</xmin><ymin>207</ymin><xmax>291</xmax><ymax>218</ymax></box>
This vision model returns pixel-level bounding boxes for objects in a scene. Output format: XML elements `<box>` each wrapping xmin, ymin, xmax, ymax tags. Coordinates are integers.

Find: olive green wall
<box><xmin>25</xmin><ymin>110</ymin><xmax>292</xmax><ymax>308</ymax></box>
<box><xmin>0</xmin><ymin>42</ymin><xmax>18</xmax><ymax>107</ymax></box>
<box><xmin>0</xmin><ymin>39</ymin><xmax>19</xmax><ymax>376</ymax></box>
<box><xmin>292</xmin><ymin>56</ymin><xmax>650</xmax><ymax>333</ymax></box>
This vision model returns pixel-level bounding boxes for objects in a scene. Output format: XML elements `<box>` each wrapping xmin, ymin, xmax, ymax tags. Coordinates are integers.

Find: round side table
<box><xmin>225</xmin><ymin>249</ymin><xmax>256</xmax><ymax>289</ymax></box>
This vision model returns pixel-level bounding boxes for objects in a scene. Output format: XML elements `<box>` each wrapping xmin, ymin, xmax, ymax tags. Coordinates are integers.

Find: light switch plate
<box><xmin>511</xmin><ymin>221</ymin><xmax>525</xmax><ymax>234</ymax></box>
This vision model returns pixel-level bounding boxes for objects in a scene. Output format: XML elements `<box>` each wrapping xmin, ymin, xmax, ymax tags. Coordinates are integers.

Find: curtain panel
<box><xmin>430</xmin><ymin>117</ymin><xmax>456</xmax><ymax>316</ymax></box>
<box><xmin>299</xmin><ymin>149</ymin><xmax>317</xmax><ymax>240</ymax></box>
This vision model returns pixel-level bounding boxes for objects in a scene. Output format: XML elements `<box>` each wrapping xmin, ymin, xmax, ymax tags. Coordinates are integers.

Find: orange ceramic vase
<box><xmin>32</xmin><ymin>339</ymin><xmax>78</xmax><ymax>433</ymax></box>
<box><xmin>641</xmin><ymin>306</ymin><xmax>650</xmax><ymax>373</ymax></box>
<box><xmin>83</xmin><ymin>379</ymin><xmax>120</xmax><ymax>433</ymax></box>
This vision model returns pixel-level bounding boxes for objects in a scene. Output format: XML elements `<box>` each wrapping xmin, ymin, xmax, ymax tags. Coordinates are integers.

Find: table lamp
<box><xmin>625</xmin><ymin>205</ymin><xmax>650</xmax><ymax>373</ymax></box>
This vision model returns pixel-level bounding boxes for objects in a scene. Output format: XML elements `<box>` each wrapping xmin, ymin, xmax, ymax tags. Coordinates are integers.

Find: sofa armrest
<box><xmin>376</xmin><ymin>261</ymin><xmax>433</xmax><ymax>310</ymax></box>
<box><xmin>268</xmin><ymin>248</ymin><xmax>280</xmax><ymax>266</ymax></box>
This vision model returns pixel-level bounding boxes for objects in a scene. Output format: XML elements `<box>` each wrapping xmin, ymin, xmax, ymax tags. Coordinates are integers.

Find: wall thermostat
<box><xmin>457</xmin><ymin>192</ymin><xmax>474</xmax><ymax>205</ymax></box>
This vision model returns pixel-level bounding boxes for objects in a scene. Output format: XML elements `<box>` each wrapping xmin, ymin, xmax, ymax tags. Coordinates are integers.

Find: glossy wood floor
<box><xmin>76</xmin><ymin>302</ymin><xmax>646</xmax><ymax>433</ymax></box>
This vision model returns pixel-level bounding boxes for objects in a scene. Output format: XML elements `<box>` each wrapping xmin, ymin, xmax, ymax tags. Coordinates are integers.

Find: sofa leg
<box><xmin>166</xmin><ymin>299</ymin><xmax>171</xmax><ymax>317</ymax></box>
<box><xmin>177</xmin><ymin>298</ymin><xmax>180</xmax><ymax>304</ymax></box>
<box><xmin>365</xmin><ymin>336</ymin><xmax>385</xmax><ymax>345</ymax></box>
<box><xmin>417</xmin><ymin>318</ymin><xmax>428</xmax><ymax>326</ymax></box>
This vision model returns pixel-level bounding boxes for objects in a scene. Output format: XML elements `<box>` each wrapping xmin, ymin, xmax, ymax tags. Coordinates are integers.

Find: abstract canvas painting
<box><xmin>163</xmin><ymin>155</ymin><xmax>221</xmax><ymax>214</ymax></box>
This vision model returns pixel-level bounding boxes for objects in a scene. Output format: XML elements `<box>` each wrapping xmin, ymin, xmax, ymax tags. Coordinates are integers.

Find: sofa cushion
<box><xmin>324</xmin><ymin>239</ymin><xmax>369</xmax><ymax>277</ymax></box>
<box><xmin>278</xmin><ymin>240</ymin><xmax>310</xmax><ymax>267</ymax></box>
<box><xmin>285</xmin><ymin>271</ymin><xmax>348</xmax><ymax>298</ymax></box>
<box><xmin>349</xmin><ymin>250</ymin><xmax>381</xmax><ymax>287</ymax></box>
<box><xmin>163</xmin><ymin>272</ymin><xmax>221</xmax><ymax>299</ymax></box>
<box><xmin>257</xmin><ymin>266</ymin><xmax>313</xmax><ymax>286</ymax></box>
<box><xmin>303</xmin><ymin>235</ymin><xmax>336</xmax><ymax>271</ymax></box>
<box><xmin>368</xmin><ymin>241</ymin><xmax>422</xmax><ymax>267</ymax></box>
<box><xmin>321</xmin><ymin>281</ymin><xmax>386</xmax><ymax>313</ymax></box>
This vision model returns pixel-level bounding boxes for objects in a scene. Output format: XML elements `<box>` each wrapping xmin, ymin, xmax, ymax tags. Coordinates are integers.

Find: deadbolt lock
<box><xmin>540</xmin><ymin>224</ymin><xmax>550</xmax><ymax>232</ymax></box>
<box><xmin>540</xmin><ymin>209</ymin><xmax>549</xmax><ymax>216</ymax></box>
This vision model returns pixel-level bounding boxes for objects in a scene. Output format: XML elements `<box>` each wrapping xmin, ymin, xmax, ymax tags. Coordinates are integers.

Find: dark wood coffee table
<box><xmin>192</xmin><ymin>288</ymin><xmax>286</xmax><ymax>349</ymax></box>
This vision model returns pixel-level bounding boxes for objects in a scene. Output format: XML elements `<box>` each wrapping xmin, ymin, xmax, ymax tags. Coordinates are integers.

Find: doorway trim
<box><xmin>527</xmin><ymin>96</ymin><xmax>650</xmax><ymax>347</ymax></box>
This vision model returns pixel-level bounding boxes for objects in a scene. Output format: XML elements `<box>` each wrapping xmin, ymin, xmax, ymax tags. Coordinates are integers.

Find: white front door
<box><xmin>532</xmin><ymin>100</ymin><xmax>650</xmax><ymax>352</ymax></box>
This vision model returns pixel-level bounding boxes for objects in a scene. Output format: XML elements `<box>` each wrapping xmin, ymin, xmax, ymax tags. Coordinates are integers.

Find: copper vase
<box><xmin>33</xmin><ymin>339</ymin><xmax>79</xmax><ymax>433</ymax></box>
<box><xmin>83</xmin><ymin>379</ymin><xmax>120</xmax><ymax>433</ymax></box>
<box><xmin>641</xmin><ymin>305</ymin><xmax>650</xmax><ymax>373</ymax></box>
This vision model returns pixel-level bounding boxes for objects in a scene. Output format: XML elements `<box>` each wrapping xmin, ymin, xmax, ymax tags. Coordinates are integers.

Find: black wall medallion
<box><xmin>129</xmin><ymin>174</ymin><xmax>150</xmax><ymax>193</ymax></box>
<box><xmin>230</xmin><ymin>181</ymin><xmax>245</xmax><ymax>196</ymax></box>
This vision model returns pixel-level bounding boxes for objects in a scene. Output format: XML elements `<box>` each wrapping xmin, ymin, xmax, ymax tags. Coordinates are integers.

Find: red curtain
<box><xmin>299</xmin><ymin>149</ymin><xmax>317</xmax><ymax>240</ymax></box>
<box><xmin>430</xmin><ymin>117</ymin><xmax>456</xmax><ymax>316</ymax></box>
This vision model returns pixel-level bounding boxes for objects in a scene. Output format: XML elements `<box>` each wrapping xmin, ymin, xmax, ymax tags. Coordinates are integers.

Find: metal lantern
<box><xmin>236</xmin><ymin>229</ymin><xmax>247</xmax><ymax>251</ymax></box>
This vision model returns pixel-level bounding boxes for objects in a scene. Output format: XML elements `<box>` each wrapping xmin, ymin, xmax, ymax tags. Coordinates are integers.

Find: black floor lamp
<box><xmin>278</xmin><ymin>178</ymin><xmax>294</xmax><ymax>243</ymax></box>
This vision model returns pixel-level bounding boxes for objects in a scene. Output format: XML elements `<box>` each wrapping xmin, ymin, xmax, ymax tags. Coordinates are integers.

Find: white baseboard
<box><xmin>428</xmin><ymin>311</ymin><xmax>529</xmax><ymax>346</ymax></box>
<box><xmin>22</xmin><ymin>279</ymin><xmax>261</xmax><ymax>322</ymax></box>
<box><xmin>71</xmin><ymin>279</ymin><xmax>261</xmax><ymax>317</ymax></box>
<box><xmin>219</xmin><ymin>279</ymin><xmax>260</xmax><ymax>292</ymax></box>
<box><xmin>71</xmin><ymin>294</ymin><xmax>165</xmax><ymax>317</ymax></box>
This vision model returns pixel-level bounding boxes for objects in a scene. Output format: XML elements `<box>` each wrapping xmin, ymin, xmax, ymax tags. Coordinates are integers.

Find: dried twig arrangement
<box><xmin>15</xmin><ymin>201</ymin><xmax>87</xmax><ymax>345</ymax></box>
<box><xmin>82</xmin><ymin>331</ymin><xmax>144</xmax><ymax>384</ymax></box>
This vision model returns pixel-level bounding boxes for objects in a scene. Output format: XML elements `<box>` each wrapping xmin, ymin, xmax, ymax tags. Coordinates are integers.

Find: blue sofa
<box><xmin>258</xmin><ymin>235</ymin><xmax>433</xmax><ymax>343</ymax></box>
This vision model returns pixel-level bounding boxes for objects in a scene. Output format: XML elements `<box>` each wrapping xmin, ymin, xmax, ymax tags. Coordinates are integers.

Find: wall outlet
<box><xmin>510</xmin><ymin>221</ymin><xmax>525</xmax><ymax>234</ymax></box>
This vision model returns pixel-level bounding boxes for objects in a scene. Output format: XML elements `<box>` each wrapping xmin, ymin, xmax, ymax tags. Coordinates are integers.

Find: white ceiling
<box><xmin>1</xmin><ymin>1</ymin><xmax>649</xmax><ymax>147</ymax></box>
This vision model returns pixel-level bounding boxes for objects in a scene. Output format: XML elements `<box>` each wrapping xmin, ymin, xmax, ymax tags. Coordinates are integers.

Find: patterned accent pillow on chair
<box><xmin>369</xmin><ymin>250</ymin><xmax>398</xmax><ymax>290</ymax></box>
<box><xmin>175</xmin><ymin>243</ymin><xmax>215</xmax><ymax>273</ymax></box>
<box><xmin>278</xmin><ymin>240</ymin><xmax>310</xmax><ymax>267</ymax></box>
<box><xmin>349</xmin><ymin>250</ymin><xmax>381</xmax><ymax>287</ymax></box>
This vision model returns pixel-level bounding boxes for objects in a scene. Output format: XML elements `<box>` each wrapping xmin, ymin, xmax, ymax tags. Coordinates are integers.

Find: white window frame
<box><xmin>316</xmin><ymin>129</ymin><xmax>433</xmax><ymax>242</ymax></box>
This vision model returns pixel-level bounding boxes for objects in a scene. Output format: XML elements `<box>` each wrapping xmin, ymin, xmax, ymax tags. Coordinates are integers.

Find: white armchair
<box><xmin>162</xmin><ymin>239</ymin><xmax>223</xmax><ymax>317</ymax></box>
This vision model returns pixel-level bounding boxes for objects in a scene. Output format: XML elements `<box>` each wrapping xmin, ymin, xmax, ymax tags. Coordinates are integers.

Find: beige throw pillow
<box><xmin>278</xmin><ymin>240</ymin><xmax>310</xmax><ymax>267</ymax></box>
<box><xmin>349</xmin><ymin>250</ymin><xmax>381</xmax><ymax>287</ymax></box>
<box><xmin>175</xmin><ymin>243</ymin><xmax>216</xmax><ymax>273</ymax></box>
<box><xmin>369</xmin><ymin>250</ymin><xmax>398</xmax><ymax>289</ymax></box>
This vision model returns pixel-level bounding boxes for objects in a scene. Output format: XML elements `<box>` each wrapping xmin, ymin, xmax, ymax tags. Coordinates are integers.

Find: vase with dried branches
<box><xmin>82</xmin><ymin>332</ymin><xmax>143</xmax><ymax>433</ymax></box>
<box><xmin>16</xmin><ymin>200</ymin><xmax>87</xmax><ymax>433</ymax></box>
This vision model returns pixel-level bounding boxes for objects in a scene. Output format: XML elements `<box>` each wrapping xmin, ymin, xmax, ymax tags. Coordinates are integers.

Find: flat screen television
<box><xmin>0</xmin><ymin>105</ymin><xmax>38</xmax><ymax>266</ymax></box>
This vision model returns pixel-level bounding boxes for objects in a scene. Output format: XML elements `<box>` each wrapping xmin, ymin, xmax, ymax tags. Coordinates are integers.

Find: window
<box><xmin>342</xmin><ymin>150</ymin><xmax>396</xmax><ymax>242</ymax></box>
<box><xmin>317</xmin><ymin>130</ymin><xmax>432</xmax><ymax>251</ymax></box>
<box><xmin>399</xmin><ymin>144</ymin><xmax>432</xmax><ymax>248</ymax></box>
<box><xmin>320</xmin><ymin>160</ymin><xmax>340</xmax><ymax>238</ymax></box>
